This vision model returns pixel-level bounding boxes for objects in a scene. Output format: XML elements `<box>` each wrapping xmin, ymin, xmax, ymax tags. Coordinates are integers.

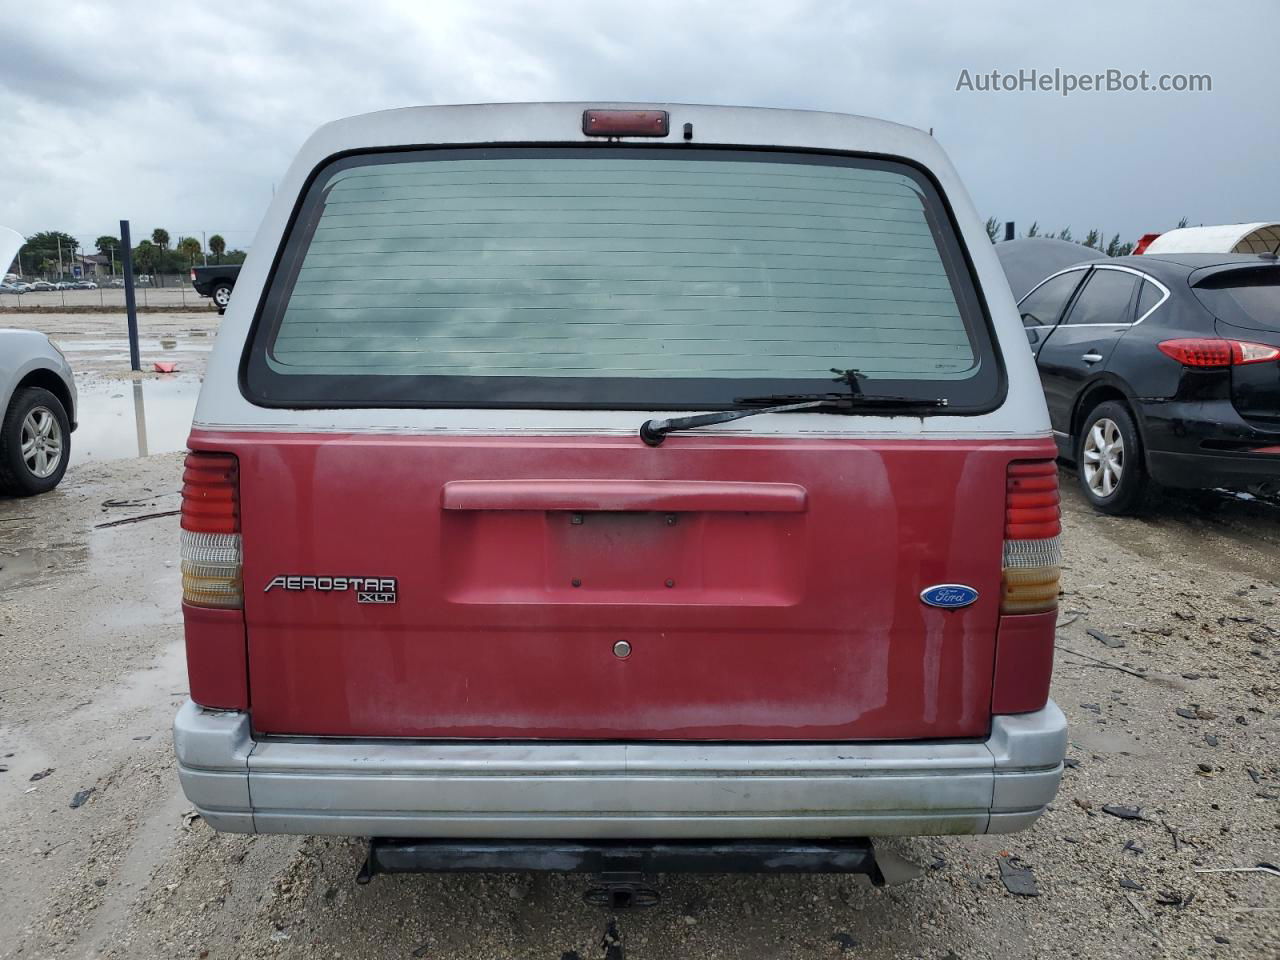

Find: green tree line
<box><xmin>984</xmin><ymin>216</ymin><xmax>1193</xmax><ymax>257</ymax></box>
<box><xmin>8</xmin><ymin>228</ymin><xmax>246</xmax><ymax>280</ymax></box>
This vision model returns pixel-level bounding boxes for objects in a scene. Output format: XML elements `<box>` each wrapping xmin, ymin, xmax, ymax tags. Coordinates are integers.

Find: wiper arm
<box><xmin>638</xmin><ymin>368</ymin><xmax>946</xmax><ymax>445</ymax></box>
<box><xmin>639</xmin><ymin>394</ymin><xmax>947</xmax><ymax>446</ymax></box>
<box><xmin>640</xmin><ymin>397</ymin><xmax>846</xmax><ymax>446</ymax></box>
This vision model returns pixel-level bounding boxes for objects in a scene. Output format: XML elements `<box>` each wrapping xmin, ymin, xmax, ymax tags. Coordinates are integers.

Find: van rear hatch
<box><xmin>220</xmin><ymin>143</ymin><xmax>1045</xmax><ymax>741</ymax></box>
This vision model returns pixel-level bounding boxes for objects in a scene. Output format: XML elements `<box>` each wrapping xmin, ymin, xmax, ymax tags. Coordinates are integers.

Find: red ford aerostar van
<box><xmin>175</xmin><ymin>103</ymin><xmax>1066</xmax><ymax>883</ymax></box>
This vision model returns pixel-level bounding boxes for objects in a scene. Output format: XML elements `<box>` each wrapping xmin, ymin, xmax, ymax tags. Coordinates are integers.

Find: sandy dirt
<box><xmin>0</xmin><ymin>312</ymin><xmax>1277</xmax><ymax>959</ymax></box>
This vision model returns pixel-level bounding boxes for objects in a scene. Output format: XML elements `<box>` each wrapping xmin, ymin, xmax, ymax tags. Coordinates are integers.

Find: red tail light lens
<box><xmin>1158</xmin><ymin>338</ymin><xmax>1280</xmax><ymax>368</ymax></box>
<box><xmin>582</xmin><ymin>110</ymin><xmax>669</xmax><ymax>137</ymax></box>
<box><xmin>1005</xmin><ymin>461</ymin><xmax>1062</xmax><ymax>540</ymax></box>
<box><xmin>190</xmin><ymin>269</ymin><xmax>196</xmax><ymax>282</ymax></box>
<box><xmin>181</xmin><ymin>453</ymin><xmax>239</xmax><ymax>533</ymax></box>
<box><xmin>1002</xmin><ymin>461</ymin><xmax>1061</xmax><ymax>615</ymax></box>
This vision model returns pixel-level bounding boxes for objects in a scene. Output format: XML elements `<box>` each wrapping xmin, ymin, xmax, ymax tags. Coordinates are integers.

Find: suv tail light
<box><xmin>190</xmin><ymin>268</ymin><xmax>196</xmax><ymax>282</ymax></box>
<box><xmin>1158</xmin><ymin>338</ymin><xmax>1280</xmax><ymax>368</ymax></box>
<box><xmin>180</xmin><ymin>452</ymin><xmax>242</xmax><ymax>608</ymax></box>
<box><xmin>1001</xmin><ymin>461</ymin><xmax>1061</xmax><ymax>615</ymax></box>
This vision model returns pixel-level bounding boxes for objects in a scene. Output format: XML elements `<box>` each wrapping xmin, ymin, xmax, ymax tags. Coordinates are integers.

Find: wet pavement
<box><xmin>74</xmin><ymin>376</ymin><xmax>201</xmax><ymax>464</ymax></box>
<box><xmin>19</xmin><ymin>314</ymin><xmax>218</xmax><ymax>467</ymax></box>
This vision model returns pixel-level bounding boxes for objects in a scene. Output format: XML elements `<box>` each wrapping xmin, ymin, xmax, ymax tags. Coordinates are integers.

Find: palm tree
<box><xmin>177</xmin><ymin>236</ymin><xmax>202</xmax><ymax>265</ymax></box>
<box><xmin>208</xmin><ymin>234</ymin><xmax>226</xmax><ymax>265</ymax></box>
<box><xmin>151</xmin><ymin>228</ymin><xmax>170</xmax><ymax>250</ymax></box>
<box><xmin>134</xmin><ymin>239</ymin><xmax>159</xmax><ymax>276</ymax></box>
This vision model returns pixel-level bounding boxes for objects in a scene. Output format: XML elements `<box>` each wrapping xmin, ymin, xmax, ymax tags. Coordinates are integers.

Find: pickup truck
<box><xmin>190</xmin><ymin>264</ymin><xmax>242</xmax><ymax>314</ymax></box>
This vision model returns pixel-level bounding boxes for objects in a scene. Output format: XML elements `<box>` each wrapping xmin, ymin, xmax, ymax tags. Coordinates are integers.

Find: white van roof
<box><xmin>1143</xmin><ymin>222</ymin><xmax>1280</xmax><ymax>255</ymax></box>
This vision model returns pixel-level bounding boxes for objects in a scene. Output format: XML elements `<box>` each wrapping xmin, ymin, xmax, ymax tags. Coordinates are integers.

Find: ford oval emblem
<box><xmin>920</xmin><ymin>584</ymin><xmax>979</xmax><ymax>609</ymax></box>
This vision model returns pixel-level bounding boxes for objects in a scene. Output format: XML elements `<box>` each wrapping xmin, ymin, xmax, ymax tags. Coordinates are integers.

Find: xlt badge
<box><xmin>264</xmin><ymin>575</ymin><xmax>397</xmax><ymax>604</ymax></box>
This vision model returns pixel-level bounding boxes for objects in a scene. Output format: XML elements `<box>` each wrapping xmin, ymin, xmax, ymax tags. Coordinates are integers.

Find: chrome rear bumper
<box><xmin>174</xmin><ymin>700</ymin><xmax>1066</xmax><ymax>838</ymax></box>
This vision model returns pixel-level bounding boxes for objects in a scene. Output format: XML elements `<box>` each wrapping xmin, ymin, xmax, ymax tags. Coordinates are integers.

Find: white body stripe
<box><xmin>194</xmin><ymin>103</ymin><xmax>1050</xmax><ymax>440</ymax></box>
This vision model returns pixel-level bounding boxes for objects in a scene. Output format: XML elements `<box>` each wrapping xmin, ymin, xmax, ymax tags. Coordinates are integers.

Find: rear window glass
<box><xmin>1193</xmin><ymin>270</ymin><xmax>1280</xmax><ymax>332</ymax></box>
<box><xmin>245</xmin><ymin>148</ymin><xmax>1001</xmax><ymax>410</ymax></box>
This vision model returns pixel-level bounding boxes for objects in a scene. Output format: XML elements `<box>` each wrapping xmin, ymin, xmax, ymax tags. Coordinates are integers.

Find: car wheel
<box><xmin>1075</xmin><ymin>400</ymin><xmax>1149</xmax><ymax>515</ymax></box>
<box><xmin>0</xmin><ymin>387</ymin><xmax>72</xmax><ymax>497</ymax></box>
<box><xmin>212</xmin><ymin>283</ymin><xmax>233</xmax><ymax>313</ymax></box>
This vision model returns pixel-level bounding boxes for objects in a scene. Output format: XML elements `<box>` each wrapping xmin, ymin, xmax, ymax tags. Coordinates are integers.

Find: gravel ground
<box><xmin>0</xmin><ymin>313</ymin><xmax>1277</xmax><ymax>959</ymax></box>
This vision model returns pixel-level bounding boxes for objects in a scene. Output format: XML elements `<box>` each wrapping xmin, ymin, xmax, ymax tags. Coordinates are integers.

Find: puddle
<box><xmin>73</xmin><ymin>378</ymin><xmax>199</xmax><ymax>464</ymax></box>
<box><xmin>0</xmin><ymin>542</ymin><xmax>90</xmax><ymax>588</ymax></box>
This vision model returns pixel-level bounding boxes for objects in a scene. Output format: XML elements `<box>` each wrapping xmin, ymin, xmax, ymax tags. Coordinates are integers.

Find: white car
<box><xmin>0</xmin><ymin>330</ymin><xmax>77</xmax><ymax>495</ymax></box>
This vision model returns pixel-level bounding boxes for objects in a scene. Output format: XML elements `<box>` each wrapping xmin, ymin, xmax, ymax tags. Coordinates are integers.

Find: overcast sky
<box><xmin>1</xmin><ymin>0</ymin><xmax>1273</xmax><ymax>254</ymax></box>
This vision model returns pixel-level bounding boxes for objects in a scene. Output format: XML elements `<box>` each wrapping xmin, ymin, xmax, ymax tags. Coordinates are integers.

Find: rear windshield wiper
<box><xmin>639</xmin><ymin>369</ymin><xmax>947</xmax><ymax>446</ymax></box>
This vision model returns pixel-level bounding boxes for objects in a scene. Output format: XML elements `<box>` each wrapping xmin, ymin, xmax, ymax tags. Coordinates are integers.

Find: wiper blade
<box><xmin>733</xmin><ymin>392</ymin><xmax>948</xmax><ymax>408</ymax></box>
<box><xmin>638</xmin><ymin>393</ymin><xmax>947</xmax><ymax>446</ymax></box>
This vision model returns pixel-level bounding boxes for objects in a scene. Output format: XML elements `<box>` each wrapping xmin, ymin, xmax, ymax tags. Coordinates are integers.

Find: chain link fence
<box><xmin>0</xmin><ymin>273</ymin><xmax>217</xmax><ymax>311</ymax></box>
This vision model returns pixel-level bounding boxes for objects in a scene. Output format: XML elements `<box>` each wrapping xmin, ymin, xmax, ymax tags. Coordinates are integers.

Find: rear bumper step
<box><xmin>358</xmin><ymin>837</ymin><xmax>884</xmax><ymax>883</ymax></box>
<box><xmin>174</xmin><ymin>700</ymin><xmax>1066</xmax><ymax>839</ymax></box>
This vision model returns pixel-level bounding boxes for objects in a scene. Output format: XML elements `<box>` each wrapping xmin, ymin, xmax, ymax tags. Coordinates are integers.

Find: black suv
<box><xmin>1019</xmin><ymin>253</ymin><xmax>1280</xmax><ymax>513</ymax></box>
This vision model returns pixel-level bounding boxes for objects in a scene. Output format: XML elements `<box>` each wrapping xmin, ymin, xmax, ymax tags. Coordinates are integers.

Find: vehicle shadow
<box><xmin>1058</xmin><ymin>463</ymin><xmax>1280</xmax><ymax>552</ymax></box>
<box><xmin>242</xmin><ymin>834</ymin><xmax>1012</xmax><ymax>960</ymax></box>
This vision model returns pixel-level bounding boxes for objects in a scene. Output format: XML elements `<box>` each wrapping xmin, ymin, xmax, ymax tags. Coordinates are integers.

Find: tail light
<box><xmin>992</xmin><ymin>458</ymin><xmax>1062</xmax><ymax>715</ymax></box>
<box><xmin>1001</xmin><ymin>461</ymin><xmax>1061</xmax><ymax>615</ymax></box>
<box><xmin>1158</xmin><ymin>338</ymin><xmax>1280</xmax><ymax>368</ymax></box>
<box><xmin>180</xmin><ymin>452</ymin><xmax>242</xmax><ymax>608</ymax></box>
<box><xmin>190</xmin><ymin>268</ymin><xmax>196</xmax><ymax>282</ymax></box>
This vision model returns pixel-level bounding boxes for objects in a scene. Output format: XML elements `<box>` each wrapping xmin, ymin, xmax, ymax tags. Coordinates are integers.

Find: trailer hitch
<box><xmin>354</xmin><ymin>837</ymin><xmax>884</xmax><ymax>897</ymax></box>
<box><xmin>582</xmin><ymin>872</ymin><xmax>660</xmax><ymax>909</ymax></box>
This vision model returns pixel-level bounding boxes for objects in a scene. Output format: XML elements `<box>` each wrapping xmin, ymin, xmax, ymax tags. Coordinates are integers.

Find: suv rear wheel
<box><xmin>1076</xmin><ymin>400</ymin><xmax>1148</xmax><ymax>515</ymax></box>
<box><xmin>0</xmin><ymin>386</ymin><xmax>71</xmax><ymax>496</ymax></box>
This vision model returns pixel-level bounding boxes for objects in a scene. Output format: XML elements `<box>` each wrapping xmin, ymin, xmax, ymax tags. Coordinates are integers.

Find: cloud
<box><xmin>0</xmin><ymin>0</ymin><xmax>1272</xmax><ymax>253</ymax></box>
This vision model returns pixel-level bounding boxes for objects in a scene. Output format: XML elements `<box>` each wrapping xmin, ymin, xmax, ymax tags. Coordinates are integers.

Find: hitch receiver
<box><xmin>355</xmin><ymin>837</ymin><xmax>885</xmax><ymax>895</ymax></box>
